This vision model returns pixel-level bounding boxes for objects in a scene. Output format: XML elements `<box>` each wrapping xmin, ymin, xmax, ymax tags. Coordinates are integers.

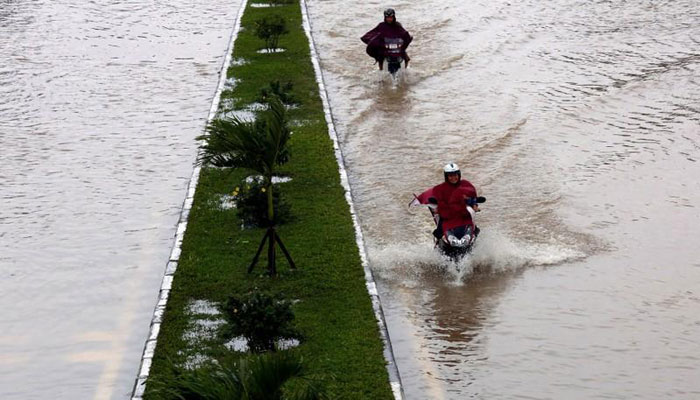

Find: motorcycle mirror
<box><xmin>465</xmin><ymin>196</ymin><xmax>487</xmax><ymax>206</ymax></box>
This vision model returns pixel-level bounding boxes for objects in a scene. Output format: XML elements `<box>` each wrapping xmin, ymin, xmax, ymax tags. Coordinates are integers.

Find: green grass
<box><xmin>144</xmin><ymin>1</ymin><xmax>394</xmax><ymax>399</ymax></box>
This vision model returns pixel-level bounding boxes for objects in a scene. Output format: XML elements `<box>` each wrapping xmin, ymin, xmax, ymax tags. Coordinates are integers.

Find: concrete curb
<box><xmin>299</xmin><ymin>1</ymin><xmax>405</xmax><ymax>398</ymax></box>
<box><xmin>129</xmin><ymin>0</ymin><xmax>249</xmax><ymax>398</ymax></box>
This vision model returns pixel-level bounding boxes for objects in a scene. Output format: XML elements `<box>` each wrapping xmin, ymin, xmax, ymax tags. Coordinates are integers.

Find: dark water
<box><xmin>0</xmin><ymin>1</ymin><xmax>239</xmax><ymax>398</ymax></box>
<box><xmin>306</xmin><ymin>0</ymin><xmax>700</xmax><ymax>398</ymax></box>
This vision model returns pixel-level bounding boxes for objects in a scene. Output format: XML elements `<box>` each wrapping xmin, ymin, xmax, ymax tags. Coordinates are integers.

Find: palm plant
<box><xmin>154</xmin><ymin>352</ymin><xmax>327</xmax><ymax>400</ymax></box>
<box><xmin>199</xmin><ymin>97</ymin><xmax>295</xmax><ymax>275</ymax></box>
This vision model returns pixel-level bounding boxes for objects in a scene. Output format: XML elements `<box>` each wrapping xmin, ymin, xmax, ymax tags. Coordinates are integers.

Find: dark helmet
<box><xmin>384</xmin><ymin>8</ymin><xmax>395</xmax><ymax>19</ymax></box>
<box><xmin>443</xmin><ymin>162</ymin><xmax>461</xmax><ymax>182</ymax></box>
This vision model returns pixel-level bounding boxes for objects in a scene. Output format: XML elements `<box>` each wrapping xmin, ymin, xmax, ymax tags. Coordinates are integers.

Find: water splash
<box><xmin>368</xmin><ymin>229</ymin><xmax>584</xmax><ymax>286</ymax></box>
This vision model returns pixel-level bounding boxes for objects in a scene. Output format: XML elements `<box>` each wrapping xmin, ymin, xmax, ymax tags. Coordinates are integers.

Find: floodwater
<box><xmin>0</xmin><ymin>0</ymin><xmax>240</xmax><ymax>398</ymax></box>
<box><xmin>306</xmin><ymin>0</ymin><xmax>700</xmax><ymax>398</ymax></box>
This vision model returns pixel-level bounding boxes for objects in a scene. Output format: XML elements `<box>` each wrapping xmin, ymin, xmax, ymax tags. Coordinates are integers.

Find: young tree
<box><xmin>199</xmin><ymin>97</ymin><xmax>294</xmax><ymax>275</ymax></box>
<box><xmin>254</xmin><ymin>15</ymin><xmax>289</xmax><ymax>52</ymax></box>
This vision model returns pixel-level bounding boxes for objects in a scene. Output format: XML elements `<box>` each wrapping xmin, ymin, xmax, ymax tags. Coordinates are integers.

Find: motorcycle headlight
<box><xmin>448</xmin><ymin>235</ymin><xmax>467</xmax><ymax>247</ymax></box>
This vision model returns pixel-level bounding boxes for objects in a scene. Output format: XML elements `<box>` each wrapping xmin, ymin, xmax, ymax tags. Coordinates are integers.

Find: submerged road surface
<box><xmin>0</xmin><ymin>1</ymin><xmax>240</xmax><ymax>398</ymax></box>
<box><xmin>306</xmin><ymin>0</ymin><xmax>700</xmax><ymax>398</ymax></box>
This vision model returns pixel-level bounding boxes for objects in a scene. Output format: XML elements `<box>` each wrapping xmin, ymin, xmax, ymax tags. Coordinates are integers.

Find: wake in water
<box><xmin>363</xmin><ymin>67</ymin><xmax>412</xmax><ymax>87</ymax></box>
<box><xmin>362</xmin><ymin>53</ymin><xmax>465</xmax><ymax>89</ymax></box>
<box><xmin>364</xmin><ymin>58</ymin><xmax>462</xmax><ymax>88</ymax></box>
<box><xmin>368</xmin><ymin>229</ymin><xmax>584</xmax><ymax>286</ymax></box>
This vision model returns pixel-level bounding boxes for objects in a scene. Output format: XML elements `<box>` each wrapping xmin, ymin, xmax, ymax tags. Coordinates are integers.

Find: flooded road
<box><xmin>306</xmin><ymin>0</ymin><xmax>700</xmax><ymax>398</ymax></box>
<box><xmin>0</xmin><ymin>0</ymin><xmax>239</xmax><ymax>398</ymax></box>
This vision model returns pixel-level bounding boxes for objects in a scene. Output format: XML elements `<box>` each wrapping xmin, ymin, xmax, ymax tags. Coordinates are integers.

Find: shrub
<box><xmin>152</xmin><ymin>352</ymin><xmax>327</xmax><ymax>400</ymax></box>
<box><xmin>257</xmin><ymin>81</ymin><xmax>298</xmax><ymax>106</ymax></box>
<box><xmin>222</xmin><ymin>291</ymin><xmax>300</xmax><ymax>353</ymax></box>
<box><xmin>233</xmin><ymin>179</ymin><xmax>292</xmax><ymax>228</ymax></box>
<box><xmin>254</xmin><ymin>15</ymin><xmax>289</xmax><ymax>51</ymax></box>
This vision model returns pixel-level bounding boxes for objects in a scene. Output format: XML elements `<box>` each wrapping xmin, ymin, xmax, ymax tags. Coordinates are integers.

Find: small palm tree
<box><xmin>199</xmin><ymin>97</ymin><xmax>294</xmax><ymax>275</ymax></box>
<box><xmin>154</xmin><ymin>352</ymin><xmax>327</xmax><ymax>400</ymax></box>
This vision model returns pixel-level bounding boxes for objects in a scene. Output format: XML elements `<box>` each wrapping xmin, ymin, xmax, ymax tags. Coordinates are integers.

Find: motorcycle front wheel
<box><xmin>387</xmin><ymin>57</ymin><xmax>402</xmax><ymax>75</ymax></box>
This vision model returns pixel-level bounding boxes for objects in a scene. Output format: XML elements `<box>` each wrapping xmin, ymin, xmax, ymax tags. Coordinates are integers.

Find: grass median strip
<box><xmin>144</xmin><ymin>1</ymin><xmax>394</xmax><ymax>398</ymax></box>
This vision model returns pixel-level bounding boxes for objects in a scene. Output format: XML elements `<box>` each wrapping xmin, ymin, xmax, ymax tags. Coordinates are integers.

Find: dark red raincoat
<box><xmin>361</xmin><ymin>21</ymin><xmax>413</xmax><ymax>63</ymax></box>
<box><xmin>414</xmin><ymin>180</ymin><xmax>478</xmax><ymax>232</ymax></box>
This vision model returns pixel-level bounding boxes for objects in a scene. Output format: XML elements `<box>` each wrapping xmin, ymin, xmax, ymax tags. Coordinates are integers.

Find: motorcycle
<box><xmin>411</xmin><ymin>195</ymin><xmax>486</xmax><ymax>260</ymax></box>
<box><xmin>383</xmin><ymin>37</ymin><xmax>405</xmax><ymax>76</ymax></box>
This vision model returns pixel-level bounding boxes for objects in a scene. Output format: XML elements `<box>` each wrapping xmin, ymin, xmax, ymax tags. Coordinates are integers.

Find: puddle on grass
<box><xmin>216</xmin><ymin>101</ymin><xmax>269</xmax><ymax>121</ymax></box>
<box><xmin>224</xmin><ymin>77</ymin><xmax>239</xmax><ymax>90</ymax></box>
<box><xmin>218</xmin><ymin>194</ymin><xmax>237</xmax><ymax>210</ymax></box>
<box><xmin>289</xmin><ymin>119</ymin><xmax>312</xmax><ymax>127</ymax></box>
<box><xmin>256</xmin><ymin>48</ymin><xmax>286</xmax><ymax>54</ymax></box>
<box><xmin>187</xmin><ymin>299</ymin><xmax>222</xmax><ymax>316</ymax></box>
<box><xmin>219</xmin><ymin>108</ymin><xmax>256</xmax><ymax>121</ymax></box>
<box><xmin>224</xmin><ymin>337</ymin><xmax>301</xmax><ymax>352</ymax></box>
<box><xmin>182</xmin><ymin>319</ymin><xmax>225</xmax><ymax>343</ymax></box>
<box><xmin>244</xmin><ymin>175</ymin><xmax>292</xmax><ymax>184</ymax></box>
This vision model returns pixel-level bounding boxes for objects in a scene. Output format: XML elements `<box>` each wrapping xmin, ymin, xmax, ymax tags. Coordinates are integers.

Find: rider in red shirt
<box><xmin>430</xmin><ymin>163</ymin><xmax>478</xmax><ymax>238</ymax></box>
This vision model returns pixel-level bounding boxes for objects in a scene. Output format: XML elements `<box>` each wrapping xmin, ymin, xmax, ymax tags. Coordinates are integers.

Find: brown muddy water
<box><xmin>305</xmin><ymin>0</ymin><xmax>700</xmax><ymax>398</ymax></box>
<box><xmin>0</xmin><ymin>1</ymin><xmax>241</xmax><ymax>398</ymax></box>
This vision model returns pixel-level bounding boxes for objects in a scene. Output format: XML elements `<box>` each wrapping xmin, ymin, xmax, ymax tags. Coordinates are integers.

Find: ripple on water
<box><xmin>0</xmin><ymin>0</ymin><xmax>241</xmax><ymax>397</ymax></box>
<box><xmin>307</xmin><ymin>0</ymin><xmax>700</xmax><ymax>397</ymax></box>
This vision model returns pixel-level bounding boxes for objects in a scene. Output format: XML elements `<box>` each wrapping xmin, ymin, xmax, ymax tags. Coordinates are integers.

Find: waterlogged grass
<box><xmin>144</xmin><ymin>1</ymin><xmax>394</xmax><ymax>399</ymax></box>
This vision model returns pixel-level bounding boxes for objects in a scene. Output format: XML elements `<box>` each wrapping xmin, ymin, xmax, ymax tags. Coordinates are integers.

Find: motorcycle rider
<box><xmin>429</xmin><ymin>163</ymin><xmax>478</xmax><ymax>239</ymax></box>
<box><xmin>360</xmin><ymin>8</ymin><xmax>413</xmax><ymax>70</ymax></box>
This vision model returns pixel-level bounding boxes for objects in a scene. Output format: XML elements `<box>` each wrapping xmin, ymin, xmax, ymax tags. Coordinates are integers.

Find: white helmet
<box><xmin>443</xmin><ymin>162</ymin><xmax>461</xmax><ymax>181</ymax></box>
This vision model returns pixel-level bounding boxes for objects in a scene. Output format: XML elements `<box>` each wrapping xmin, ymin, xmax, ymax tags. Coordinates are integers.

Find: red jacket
<box><xmin>431</xmin><ymin>180</ymin><xmax>477</xmax><ymax>231</ymax></box>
